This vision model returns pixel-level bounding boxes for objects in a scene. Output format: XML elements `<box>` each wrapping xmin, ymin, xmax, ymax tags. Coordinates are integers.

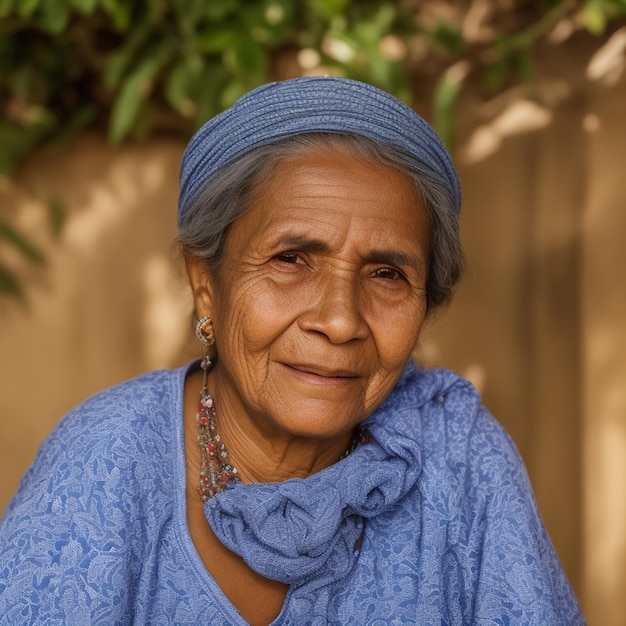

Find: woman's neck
<box><xmin>220</xmin><ymin>416</ymin><xmax>354</xmax><ymax>484</ymax></box>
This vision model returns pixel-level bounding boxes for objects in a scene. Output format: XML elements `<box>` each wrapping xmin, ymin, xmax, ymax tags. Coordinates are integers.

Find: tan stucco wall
<box><xmin>1</xmin><ymin>44</ymin><xmax>625</xmax><ymax>624</ymax></box>
<box><xmin>580</xmin><ymin>77</ymin><xmax>626</xmax><ymax>624</ymax></box>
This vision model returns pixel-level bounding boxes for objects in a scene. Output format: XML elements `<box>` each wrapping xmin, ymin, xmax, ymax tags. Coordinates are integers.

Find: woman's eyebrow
<box><xmin>271</xmin><ymin>236</ymin><xmax>425</xmax><ymax>274</ymax></box>
<box><xmin>270</xmin><ymin>235</ymin><xmax>329</xmax><ymax>253</ymax></box>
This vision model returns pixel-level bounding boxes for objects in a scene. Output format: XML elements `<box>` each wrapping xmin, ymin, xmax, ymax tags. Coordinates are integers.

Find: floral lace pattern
<box><xmin>0</xmin><ymin>362</ymin><xmax>585</xmax><ymax>625</ymax></box>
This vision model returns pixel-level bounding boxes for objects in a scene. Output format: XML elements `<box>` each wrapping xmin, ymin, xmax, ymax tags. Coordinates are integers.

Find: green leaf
<box><xmin>104</xmin><ymin>19</ymin><xmax>155</xmax><ymax>90</ymax></box>
<box><xmin>17</xmin><ymin>0</ymin><xmax>40</xmax><ymax>19</ymax></box>
<box><xmin>375</xmin><ymin>3</ymin><xmax>398</xmax><ymax>31</ymax></box>
<box><xmin>220</xmin><ymin>77</ymin><xmax>253</xmax><ymax>109</ymax></box>
<box><xmin>512</xmin><ymin>49</ymin><xmax>534</xmax><ymax>83</ymax></box>
<box><xmin>179</xmin><ymin>0</ymin><xmax>208</xmax><ymax>26</ymax></box>
<box><xmin>100</xmin><ymin>0</ymin><xmax>132</xmax><ymax>31</ymax></box>
<box><xmin>581</xmin><ymin>0</ymin><xmax>607</xmax><ymax>34</ymax></box>
<box><xmin>194</xmin><ymin>62</ymin><xmax>230</xmax><ymax>124</ymax></box>
<box><xmin>0</xmin><ymin>263</ymin><xmax>22</xmax><ymax>297</ymax></box>
<box><xmin>165</xmin><ymin>56</ymin><xmax>202</xmax><ymax>115</ymax></box>
<box><xmin>109</xmin><ymin>68</ymin><xmax>154</xmax><ymax>144</ymax></box>
<box><xmin>68</xmin><ymin>0</ymin><xmax>99</xmax><ymax>15</ymax></box>
<box><xmin>352</xmin><ymin>2</ymin><xmax>397</xmax><ymax>39</ymax></box>
<box><xmin>105</xmin><ymin>47</ymin><xmax>136</xmax><ymax>91</ymax></box>
<box><xmin>223</xmin><ymin>35</ymin><xmax>268</xmax><ymax>84</ymax></box>
<box><xmin>433</xmin><ymin>72</ymin><xmax>464</xmax><ymax>147</ymax></box>
<box><xmin>194</xmin><ymin>23</ymin><xmax>238</xmax><ymax>53</ymax></box>
<box><xmin>0</xmin><ymin>34</ymin><xmax>12</xmax><ymax>65</ymax></box>
<box><xmin>51</xmin><ymin>104</ymin><xmax>98</xmax><ymax>147</ymax></box>
<box><xmin>429</xmin><ymin>22</ymin><xmax>465</xmax><ymax>56</ymax></box>
<box><xmin>0</xmin><ymin>0</ymin><xmax>14</xmax><ymax>19</ymax></box>
<box><xmin>202</xmin><ymin>0</ymin><xmax>239</xmax><ymax>21</ymax></box>
<box><xmin>47</xmin><ymin>199</ymin><xmax>66</xmax><ymax>239</ymax></box>
<box><xmin>483</xmin><ymin>56</ymin><xmax>510</xmax><ymax>94</ymax></box>
<box><xmin>130</xmin><ymin>102</ymin><xmax>153</xmax><ymax>140</ymax></box>
<box><xmin>0</xmin><ymin>119</ymin><xmax>55</xmax><ymax>174</ymax></box>
<box><xmin>39</xmin><ymin>0</ymin><xmax>70</xmax><ymax>34</ymax></box>
<box><xmin>309</xmin><ymin>0</ymin><xmax>350</xmax><ymax>20</ymax></box>
<box><xmin>0</xmin><ymin>221</ymin><xmax>45</xmax><ymax>264</ymax></box>
<box><xmin>109</xmin><ymin>42</ymin><xmax>176</xmax><ymax>143</ymax></box>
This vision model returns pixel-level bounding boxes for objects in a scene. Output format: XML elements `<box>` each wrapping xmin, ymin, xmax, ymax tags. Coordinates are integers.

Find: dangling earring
<box><xmin>193</xmin><ymin>315</ymin><xmax>237</xmax><ymax>500</ymax></box>
<box><xmin>195</xmin><ymin>315</ymin><xmax>215</xmax><ymax>372</ymax></box>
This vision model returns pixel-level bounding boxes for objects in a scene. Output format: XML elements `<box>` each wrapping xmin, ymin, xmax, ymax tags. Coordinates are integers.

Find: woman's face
<box><xmin>189</xmin><ymin>145</ymin><xmax>431</xmax><ymax>442</ymax></box>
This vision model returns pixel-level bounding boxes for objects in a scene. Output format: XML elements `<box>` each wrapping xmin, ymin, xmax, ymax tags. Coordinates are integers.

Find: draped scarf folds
<box><xmin>203</xmin><ymin>364</ymin><xmax>436</xmax><ymax>587</ymax></box>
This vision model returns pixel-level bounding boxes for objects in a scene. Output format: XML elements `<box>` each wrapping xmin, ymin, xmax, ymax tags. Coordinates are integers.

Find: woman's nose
<box><xmin>299</xmin><ymin>273</ymin><xmax>369</xmax><ymax>344</ymax></box>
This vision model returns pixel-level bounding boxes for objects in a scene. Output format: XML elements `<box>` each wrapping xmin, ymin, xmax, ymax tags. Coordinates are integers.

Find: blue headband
<box><xmin>178</xmin><ymin>76</ymin><xmax>461</xmax><ymax>225</ymax></box>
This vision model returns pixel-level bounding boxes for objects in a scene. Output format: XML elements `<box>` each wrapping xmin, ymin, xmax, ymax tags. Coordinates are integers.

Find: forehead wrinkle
<box><xmin>260</xmin><ymin>209</ymin><xmax>353</xmax><ymax>251</ymax></box>
<box><xmin>262</xmin><ymin>213</ymin><xmax>427</xmax><ymax>268</ymax></box>
<box><xmin>274</xmin><ymin>161</ymin><xmax>387</xmax><ymax>205</ymax></box>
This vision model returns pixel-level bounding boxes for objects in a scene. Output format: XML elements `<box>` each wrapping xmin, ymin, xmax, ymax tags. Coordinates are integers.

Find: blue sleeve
<box><xmin>464</xmin><ymin>407</ymin><xmax>585</xmax><ymax>625</ymax></box>
<box><xmin>0</xmin><ymin>402</ymin><xmax>141</xmax><ymax>625</ymax></box>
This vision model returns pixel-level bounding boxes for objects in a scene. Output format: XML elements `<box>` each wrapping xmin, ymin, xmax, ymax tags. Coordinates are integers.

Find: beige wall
<box><xmin>580</xmin><ymin>76</ymin><xmax>626</xmax><ymax>623</ymax></box>
<box><xmin>1</xmin><ymin>49</ymin><xmax>625</xmax><ymax>624</ymax></box>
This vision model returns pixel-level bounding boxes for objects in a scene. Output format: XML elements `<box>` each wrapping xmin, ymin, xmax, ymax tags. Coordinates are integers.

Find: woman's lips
<box><xmin>281</xmin><ymin>362</ymin><xmax>361</xmax><ymax>384</ymax></box>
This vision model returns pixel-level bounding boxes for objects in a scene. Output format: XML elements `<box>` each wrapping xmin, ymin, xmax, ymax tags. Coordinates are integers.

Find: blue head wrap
<box><xmin>178</xmin><ymin>76</ymin><xmax>460</xmax><ymax>226</ymax></box>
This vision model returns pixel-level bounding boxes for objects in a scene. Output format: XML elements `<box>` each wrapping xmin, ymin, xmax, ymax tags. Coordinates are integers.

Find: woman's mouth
<box><xmin>281</xmin><ymin>362</ymin><xmax>361</xmax><ymax>384</ymax></box>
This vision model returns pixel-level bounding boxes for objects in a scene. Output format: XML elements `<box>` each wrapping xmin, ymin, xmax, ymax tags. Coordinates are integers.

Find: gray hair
<box><xmin>176</xmin><ymin>133</ymin><xmax>464</xmax><ymax>312</ymax></box>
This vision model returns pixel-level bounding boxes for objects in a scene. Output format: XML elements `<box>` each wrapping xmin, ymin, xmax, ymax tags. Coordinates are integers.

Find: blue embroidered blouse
<box><xmin>0</xmin><ymin>362</ymin><xmax>584</xmax><ymax>625</ymax></box>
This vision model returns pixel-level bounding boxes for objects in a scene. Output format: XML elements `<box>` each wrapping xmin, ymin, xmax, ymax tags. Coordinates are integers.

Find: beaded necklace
<box><xmin>195</xmin><ymin>362</ymin><xmax>369</xmax><ymax>502</ymax></box>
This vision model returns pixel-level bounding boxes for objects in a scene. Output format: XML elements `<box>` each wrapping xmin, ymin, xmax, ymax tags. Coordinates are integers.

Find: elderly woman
<box><xmin>0</xmin><ymin>77</ymin><xmax>583</xmax><ymax>625</ymax></box>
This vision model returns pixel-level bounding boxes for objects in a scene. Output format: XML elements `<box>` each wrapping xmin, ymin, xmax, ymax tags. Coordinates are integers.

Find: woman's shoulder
<box><xmin>2</xmin><ymin>365</ymin><xmax>189</xmax><ymax>524</ymax></box>
<box><xmin>67</xmin><ymin>365</ymin><xmax>185</xmax><ymax>424</ymax></box>
<box><xmin>0</xmin><ymin>366</ymin><xmax>191</xmax><ymax>623</ymax></box>
<box><xmin>46</xmin><ymin>365</ymin><xmax>186</xmax><ymax>451</ymax></box>
<box><xmin>393</xmin><ymin>362</ymin><xmax>526</xmax><ymax>487</ymax></box>
<box><xmin>384</xmin><ymin>365</ymin><xmax>584</xmax><ymax>622</ymax></box>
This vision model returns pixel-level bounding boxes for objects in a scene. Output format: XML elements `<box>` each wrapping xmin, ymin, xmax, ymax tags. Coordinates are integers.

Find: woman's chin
<box><xmin>261</xmin><ymin>400</ymin><xmax>365</xmax><ymax>442</ymax></box>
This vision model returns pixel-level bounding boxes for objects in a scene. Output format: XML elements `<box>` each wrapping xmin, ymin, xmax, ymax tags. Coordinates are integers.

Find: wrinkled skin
<box><xmin>186</xmin><ymin>145</ymin><xmax>431</xmax><ymax>480</ymax></box>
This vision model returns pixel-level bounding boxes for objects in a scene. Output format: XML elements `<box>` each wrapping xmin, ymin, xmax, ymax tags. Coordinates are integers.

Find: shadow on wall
<box><xmin>0</xmin><ymin>135</ymin><xmax>196</xmax><ymax>512</ymax></box>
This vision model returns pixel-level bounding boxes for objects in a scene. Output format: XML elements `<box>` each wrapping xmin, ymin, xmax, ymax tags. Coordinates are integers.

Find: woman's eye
<box><xmin>275</xmin><ymin>252</ymin><xmax>301</xmax><ymax>264</ymax></box>
<box><xmin>374</xmin><ymin>267</ymin><xmax>403</xmax><ymax>281</ymax></box>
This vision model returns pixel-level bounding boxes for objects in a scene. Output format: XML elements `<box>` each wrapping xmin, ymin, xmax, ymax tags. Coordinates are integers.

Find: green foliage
<box><xmin>580</xmin><ymin>0</ymin><xmax>624</xmax><ymax>33</ymax></box>
<box><xmin>0</xmin><ymin>0</ymin><xmax>416</xmax><ymax>174</ymax></box>
<box><xmin>0</xmin><ymin>217</ymin><xmax>45</xmax><ymax>298</ymax></box>
<box><xmin>0</xmin><ymin>0</ymin><xmax>416</xmax><ymax>299</ymax></box>
<box><xmin>0</xmin><ymin>199</ymin><xmax>66</xmax><ymax>298</ymax></box>
<box><xmin>434</xmin><ymin>69</ymin><xmax>465</xmax><ymax>149</ymax></box>
<box><xmin>47</xmin><ymin>198</ymin><xmax>67</xmax><ymax>239</ymax></box>
<box><xmin>0</xmin><ymin>220</ymin><xmax>44</xmax><ymax>264</ymax></box>
<box><xmin>2</xmin><ymin>0</ymin><xmax>625</xmax><ymax>171</ymax></box>
<box><xmin>1</xmin><ymin>0</ymin><xmax>626</xmax><ymax>298</ymax></box>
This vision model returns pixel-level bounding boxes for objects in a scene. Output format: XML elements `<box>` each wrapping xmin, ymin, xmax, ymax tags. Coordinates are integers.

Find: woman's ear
<box><xmin>185</xmin><ymin>256</ymin><xmax>215</xmax><ymax>318</ymax></box>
